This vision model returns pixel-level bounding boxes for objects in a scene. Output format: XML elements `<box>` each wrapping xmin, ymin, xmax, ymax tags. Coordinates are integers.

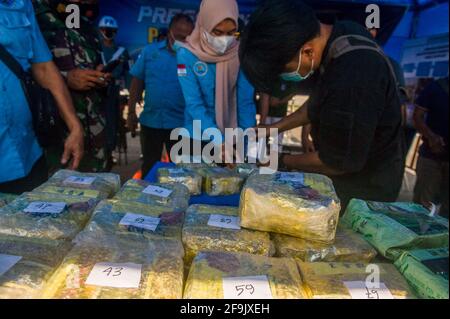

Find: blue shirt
<box><xmin>177</xmin><ymin>47</ymin><xmax>256</xmax><ymax>143</ymax></box>
<box><xmin>0</xmin><ymin>0</ymin><xmax>52</xmax><ymax>183</ymax></box>
<box><xmin>130</xmin><ymin>41</ymin><xmax>186</xmax><ymax>129</ymax></box>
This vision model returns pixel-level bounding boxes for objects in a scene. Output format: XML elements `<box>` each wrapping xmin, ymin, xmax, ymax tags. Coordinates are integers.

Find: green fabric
<box><xmin>394</xmin><ymin>248</ymin><xmax>449</xmax><ymax>299</ymax></box>
<box><xmin>341</xmin><ymin>199</ymin><xmax>449</xmax><ymax>260</ymax></box>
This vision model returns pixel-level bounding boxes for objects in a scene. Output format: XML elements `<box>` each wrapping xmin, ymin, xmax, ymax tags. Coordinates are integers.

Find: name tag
<box><xmin>119</xmin><ymin>213</ymin><xmax>160</xmax><ymax>232</ymax></box>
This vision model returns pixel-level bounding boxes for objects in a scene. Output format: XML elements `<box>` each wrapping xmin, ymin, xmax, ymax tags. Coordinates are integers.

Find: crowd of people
<box><xmin>0</xmin><ymin>0</ymin><xmax>448</xmax><ymax>217</ymax></box>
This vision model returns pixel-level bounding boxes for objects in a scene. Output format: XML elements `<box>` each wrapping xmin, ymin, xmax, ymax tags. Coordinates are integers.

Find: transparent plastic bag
<box><xmin>197</xmin><ymin>167</ymin><xmax>244</xmax><ymax>196</ymax></box>
<box><xmin>157</xmin><ymin>167</ymin><xmax>202</xmax><ymax>195</ymax></box>
<box><xmin>114</xmin><ymin>180</ymin><xmax>190</xmax><ymax>213</ymax></box>
<box><xmin>240</xmin><ymin>172</ymin><xmax>340</xmax><ymax>243</ymax></box>
<box><xmin>0</xmin><ymin>238</ymin><xmax>72</xmax><ymax>299</ymax></box>
<box><xmin>298</xmin><ymin>261</ymin><xmax>416</xmax><ymax>299</ymax></box>
<box><xmin>233</xmin><ymin>164</ymin><xmax>258</xmax><ymax>179</ymax></box>
<box><xmin>0</xmin><ymin>193</ymin><xmax>17</xmax><ymax>208</ymax></box>
<box><xmin>76</xmin><ymin>200</ymin><xmax>184</xmax><ymax>243</ymax></box>
<box><xmin>41</xmin><ymin>237</ymin><xmax>184</xmax><ymax>299</ymax></box>
<box><xmin>0</xmin><ymin>192</ymin><xmax>98</xmax><ymax>242</ymax></box>
<box><xmin>34</xmin><ymin>169</ymin><xmax>121</xmax><ymax>199</ymax></box>
<box><xmin>394</xmin><ymin>248</ymin><xmax>449</xmax><ymax>299</ymax></box>
<box><xmin>272</xmin><ymin>225</ymin><xmax>377</xmax><ymax>262</ymax></box>
<box><xmin>182</xmin><ymin>205</ymin><xmax>273</xmax><ymax>267</ymax></box>
<box><xmin>184</xmin><ymin>251</ymin><xmax>306</xmax><ymax>299</ymax></box>
<box><xmin>342</xmin><ymin>199</ymin><xmax>449</xmax><ymax>260</ymax></box>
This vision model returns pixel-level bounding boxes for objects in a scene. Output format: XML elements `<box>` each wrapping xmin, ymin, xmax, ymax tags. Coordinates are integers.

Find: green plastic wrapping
<box><xmin>41</xmin><ymin>237</ymin><xmax>184</xmax><ymax>299</ymax></box>
<box><xmin>184</xmin><ymin>251</ymin><xmax>306</xmax><ymax>299</ymax></box>
<box><xmin>0</xmin><ymin>238</ymin><xmax>72</xmax><ymax>299</ymax></box>
<box><xmin>272</xmin><ymin>225</ymin><xmax>377</xmax><ymax>263</ymax></box>
<box><xmin>197</xmin><ymin>167</ymin><xmax>244</xmax><ymax>196</ymax></box>
<box><xmin>298</xmin><ymin>261</ymin><xmax>416</xmax><ymax>299</ymax></box>
<box><xmin>0</xmin><ymin>192</ymin><xmax>98</xmax><ymax>242</ymax></box>
<box><xmin>239</xmin><ymin>172</ymin><xmax>341</xmax><ymax>243</ymax></box>
<box><xmin>157</xmin><ymin>167</ymin><xmax>202</xmax><ymax>195</ymax></box>
<box><xmin>75</xmin><ymin>200</ymin><xmax>184</xmax><ymax>243</ymax></box>
<box><xmin>182</xmin><ymin>205</ymin><xmax>273</xmax><ymax>267</ymax></box>
<box><xmin>0</xmin><ymin>193</ymin><xmax>17</xmax><ymax>208</ymax></box>
<box><xmin>34</xmin><ymin>169</ymin><xmax>121</xmax><ymax>199</ymax></box>
<box><xmin>341</xmin><ymin>199</ymin><xmax>449</xmax><ymax>260</ymax></box>
<box><xmin>394</xmin><ymin>248</ymin><xmax>449</xmax><ymax>299</ymax></box>
<box><xmin>114</xmin><ymin>179</ymin><xmax>190</xmax><ymax>212</ymax></box>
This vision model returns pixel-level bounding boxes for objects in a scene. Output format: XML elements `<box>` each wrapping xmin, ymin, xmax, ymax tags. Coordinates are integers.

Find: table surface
<box><xmin>145</xmin><ymin>162</ymin><xmax>240</xmax><ymax>207</ymax></box>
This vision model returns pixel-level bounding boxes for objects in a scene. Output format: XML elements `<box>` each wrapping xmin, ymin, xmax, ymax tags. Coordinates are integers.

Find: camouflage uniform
<box><xmin>33</xmin><ymin>0</ymin><xmax>109</xmax><ymax>173</ymax></box>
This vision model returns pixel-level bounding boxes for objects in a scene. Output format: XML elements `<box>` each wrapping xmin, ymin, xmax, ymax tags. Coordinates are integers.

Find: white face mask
<box><xmin>203</xmin><ymin>31</ymin><xmax>236</xmax><ymax>55</ymax></box>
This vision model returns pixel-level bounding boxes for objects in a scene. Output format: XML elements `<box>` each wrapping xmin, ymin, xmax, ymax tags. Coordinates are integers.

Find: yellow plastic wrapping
<box><xmin>157</xmin><ymin>167</ymin><xmax>202</xmax><ymax>195</ymax></box>
<box><xmin>298</xmin><ymin>261</ymin><xmax>416</xmax><ymax>299</ymax></box>
<box><xmin>41</xmin><ymin>237</ymin><xmax>184</xmax><ymax>299</ymax></box>
<box><xmin>114</xmin><ymin>179</ymin><xmax>190</xmax><ymax>212</ymax></box>
<box><xmin>197</xmin><ymin>167</ymin><xmax>244</xmax><ymax>196</ymax></box>
<box><xmin>76</xmin><ymin>200</ymin><xmax>184</xmax><ymax>243</ymax></box>
<box><xmin>0</xmin><ymin>192</ymin><xmax>98</xmax><ymax>242</ymax></box>
<box><xmin>182</xmin><ymin>205</ymin><xmax>273</xmax><ymax>267</ymax></box>
<box><xmin>0</xmin><ymin>238</ymin><xmax>72</xmax><ymax>299</ymax></box>
<box><xmin>272</xmin><ymin>225</ymin><xmax>377</xmax><ymax>262</ymax></box>
<box><xmin>240</xmin><ymin>172</ymin><xmax>341</xmax><ymax>243</ymax></box>
<box><xmin>184</xmin><ymin>251</ymin><xmax>306</xmax><ymax>299</ymax></box>
<box><xmin>34</xmin><ymin>169</ymin><xmax>121</xmax><ymax>199</ymax></box>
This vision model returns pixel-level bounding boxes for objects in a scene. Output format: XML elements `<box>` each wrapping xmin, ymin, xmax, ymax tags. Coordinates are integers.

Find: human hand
<box><xmin>61</xmin><ymin>124</ymin><xmax>84</xmax><ymax>170</ymax></box>
<box><xmin>67</xmin><ymin>68</ymin><xmax>111</xmax><ymax>91</ymax></box>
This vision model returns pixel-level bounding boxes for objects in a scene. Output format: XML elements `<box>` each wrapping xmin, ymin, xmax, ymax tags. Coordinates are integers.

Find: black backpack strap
<box><xmin>0</xmin><ymin>44</ymin><xmax>28</xmax><ymax>81</ymax></box>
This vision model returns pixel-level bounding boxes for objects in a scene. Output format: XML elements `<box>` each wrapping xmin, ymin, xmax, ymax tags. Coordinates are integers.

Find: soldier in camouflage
<box><xmin>33</xmin><ymin>0</ymin><xmax>112</xmax><ymax>172</ymax></box>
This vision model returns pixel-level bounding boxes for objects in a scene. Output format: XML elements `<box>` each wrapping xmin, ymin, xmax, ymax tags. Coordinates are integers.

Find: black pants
<box><xmin>140</xmin><ymin>126</ymin><xmax>179</xmax><ymax>178</ymax></box>
<box><xmin>0</xmin><ymin>156</ymin><xmax>48</xmax><ymax>195</ymax></box>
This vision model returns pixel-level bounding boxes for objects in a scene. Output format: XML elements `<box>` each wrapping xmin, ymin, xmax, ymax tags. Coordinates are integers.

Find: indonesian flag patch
<box><xmin>177</xmin><ymin>64</ymin><xmax>187</xmax><ymax>77</ymax></box>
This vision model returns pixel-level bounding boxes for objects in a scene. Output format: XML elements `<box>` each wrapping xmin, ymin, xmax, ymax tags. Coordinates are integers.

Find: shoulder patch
<box><xmin>177</xmin><ymin>64</ymin><xmax>187</xmax><ymax>77</ymax></box>
<box><xmin>193</xmin><ymin>61</ymin><xmax>208</xmax><ymax>77</ymax></box>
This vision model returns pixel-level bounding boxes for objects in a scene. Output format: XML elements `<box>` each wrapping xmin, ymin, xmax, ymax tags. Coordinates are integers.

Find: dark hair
<box><xmin>239</xmin><ymin>0</ymin><xmax>320</xmax><ymax>92</ymax></box>
<box><xmin>169</xmin><ymin>13</ymin><xmax>194</xmax><ymax>29</ymax></box>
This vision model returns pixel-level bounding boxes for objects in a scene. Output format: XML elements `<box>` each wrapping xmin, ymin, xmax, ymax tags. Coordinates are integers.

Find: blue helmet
<box><xmin>98</xmin><ymin>16</ymin><xmax>119</xmax><ymax>29</ymax></box>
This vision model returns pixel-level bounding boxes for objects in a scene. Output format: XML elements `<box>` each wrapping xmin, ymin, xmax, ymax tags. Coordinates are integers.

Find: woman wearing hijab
<box><xmin>176</xmin><ymin>0</ymin><xmax>256</xmax><ymax>161</ymax></box>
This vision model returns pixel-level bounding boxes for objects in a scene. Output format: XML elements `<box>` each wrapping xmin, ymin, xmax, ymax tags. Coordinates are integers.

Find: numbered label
<box><xmin>223</xmin><ymin>275</ymin><xmax>273</xmax><ymax>299</ymax></box>
<box><xmin>85</xmin><ymin>263</ymin><xmax>142</xmax><ymax>288</ymax></box>
<box><xmin>278</xmin><ymin>172</ymin><xmax>305</xmax><ymax>184</ymax></box>
<box><xmin>207</xmin><ymin>214</ymin><xmax>241</xmax><ymax>230</ymax></box>
<box><xmin>168</xmin><ymin>168</ymin><xmax>185</xmax><ymax>174</ymax></box>
<box><xmin>64</xmin><ymin>176</ymin><xmax>96</xmax><ymax>186</ymax></box>
<box><xmin>344</xmin><ymin>281</ymin><xmax>395</xmax><ymax>299</ymax></box>
<box><xmin>119</xmin><ymin>213</ymin><xmax>160</xmax><ymax>232</ymax></box>
<box><xmin>0</xmin><ymin>254</ymin><xmax>22</xmax><ymax>277</ymax></box>
<box><xmin>142</xmin><ymin>185</ymin><xmax>173</xmax><ymax>198</ymax></box>
<box><xmin>23</xmin><ymin>202</ymin><xmax>66</xmax><ymax>215</ymax></box>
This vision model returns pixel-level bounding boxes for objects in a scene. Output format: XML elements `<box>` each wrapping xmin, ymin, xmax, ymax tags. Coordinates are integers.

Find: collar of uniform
<box><xmin>157</xmin><ymin>40</ymin><xmax>169</xmax><ymax>51</ymax></box>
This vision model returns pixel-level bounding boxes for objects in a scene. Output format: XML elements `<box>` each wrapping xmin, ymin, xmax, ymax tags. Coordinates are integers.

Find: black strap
<box><xmin>437</xmin><ymin>78</ymin><xmax>449</xmax><ymax>96</ymax></box>
<box><xmin>0</xmin><ymin>44</ymin><xmax>28</xmax><ymax>82</ymax></box>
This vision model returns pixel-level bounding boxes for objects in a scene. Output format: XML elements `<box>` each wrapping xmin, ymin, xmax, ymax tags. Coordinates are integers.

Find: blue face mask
<box><xmin>280</xmin><ymin>50</ymin><xmax>314</xmax><ymax>82</ymax></box>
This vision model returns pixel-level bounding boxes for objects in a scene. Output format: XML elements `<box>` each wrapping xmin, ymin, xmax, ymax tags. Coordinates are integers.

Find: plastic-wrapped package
<box><xmin>298</xmin><ymin>261</ymin><xmax>416</xmax><ymax>299</ymax></box>
<box><xmin>114</xmin><ymin>180</ymin><xmax>190</xmax><ymax>212</ymax></box>
<box><xmin>197</xmin><ymin>167</ymin><xmax>244</xmax><ymax>196</ymax></box>
<box><xmin>0</xmin><ymin>193</ymin><xmax>17</xmax><ymax>208</ymax></box>
<box><xmin>394</xmin><ymin>248</ymin><xmax>449</xmax><ymax>299</ymax></box>
<box><xmin>233</xmin><ymin>163</ymin><xmax>258</xmax><ymax>178</ymax></box>
<box><xmin>75</xmin><ymin>200</ymin><xmax>184</xmax><ymax>243</ymax></box>
<box><xmin>239</xmin><ymin>172</ymin><xmax>340</xmax><ymax>243</ymax></box>
<box><xmin>34</xmin><ymin>170</ymin><xmax>121</xmax><ymax>199</ymax></box>
<box><xmin>157</xmin><ymin>167</ymin><xmax>202</xmax><ymax>195</ymax></box>
<box><xmin>184</xmin><ymin>251</ymin><xmax>306</xmax><ymax>299</ymax></box>
<box><xmin>272</xmin><ymin>225</ymin><xmax>377</xmax><ymax>262</ymax></box>
<box><xmin>0</xmin><ymin>238</ymin><xmax>72</xmax><ymax>299</ymax></box>
<box><xmin>182</xmin><ymin>205</ymin><xmax>273</xmax><ymax>267</ymax></box>
<box><xmin>0</xmin><ymin>192</ymin><xmax>98</xmax><ymax>242</ymax></box>
<box><xmin>41</xmin><ymin>237</ymin><xmax>184</xmax><ymax>299</ymax></box>
<box><xmin>341</xmin><ymin>199</ymin><xmax>449</xmax><ymax>260</ymax></box>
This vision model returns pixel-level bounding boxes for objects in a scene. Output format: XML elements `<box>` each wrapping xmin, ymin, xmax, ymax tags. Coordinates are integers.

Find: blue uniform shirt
<box><xmin>0</xmin><ymin>0</ymin><xmax>52</xmax><ymax>183</ymax></box>
<box><xmin>176</xmin><ymin>47</ymin><xmax>256</xmax><ymax>143</ymax></box>
<box><xmin>130</xmin><ymin>41</ymin><xmax>186</xmax><ymax>130</ymax></box>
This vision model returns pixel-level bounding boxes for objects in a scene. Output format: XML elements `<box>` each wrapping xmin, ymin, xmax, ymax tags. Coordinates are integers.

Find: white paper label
<box><xmin>119</xmin><ymin>213</ymin><xmax>160</xmax><ymax>232</ymax></box>
<box><xmin>344</xmin><ymin>281</ymin><xmax>395</xmax><ymax>299</ymax></box>
<box><xmin>0</xmin><ymin>254</ymin><xmax>22</xmax><ymax>277</ymax></box>
<box><xmin>223</xmin><ymin>275</ymin><xmax>273</xmax><ymax>299</ymax></box>
<box><xmin>279</xmin><ymin>172</ymin><xmax>305</xmax><ymax>184</ymax></box>
<box><xmin>64</xmin><ymin>176</ymin><xmax>96</xmax><ymax>186</ymax></box>
<box><xmin>142</xmin><ymin>185</ymin><xmax>173</xmax><ymax>198</ymax></box>
<box><xmin>85</xmin><ymin>262</ymin><xmax>142</xmax><ymax>288</ymax></box>
<box><xmin>207</xmin><ymin>214</ymin><xmax>241</xmax><ymax>230</ymax></box>
<box><xmin>168</xmin><ymin>168</ymin><xmax>185</xmax><ymax>174</ymax></box>
<box><xmin>24</xmin><ymin>202</ymin><xmax>67</xmax><ymax>214</ymax></box>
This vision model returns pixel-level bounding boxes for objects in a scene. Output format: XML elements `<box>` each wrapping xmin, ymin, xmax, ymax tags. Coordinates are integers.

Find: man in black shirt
<box><xmin>239</xmin><ymin>0</ymin><xmax>405</xmax><ymax>210</ymax></box>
